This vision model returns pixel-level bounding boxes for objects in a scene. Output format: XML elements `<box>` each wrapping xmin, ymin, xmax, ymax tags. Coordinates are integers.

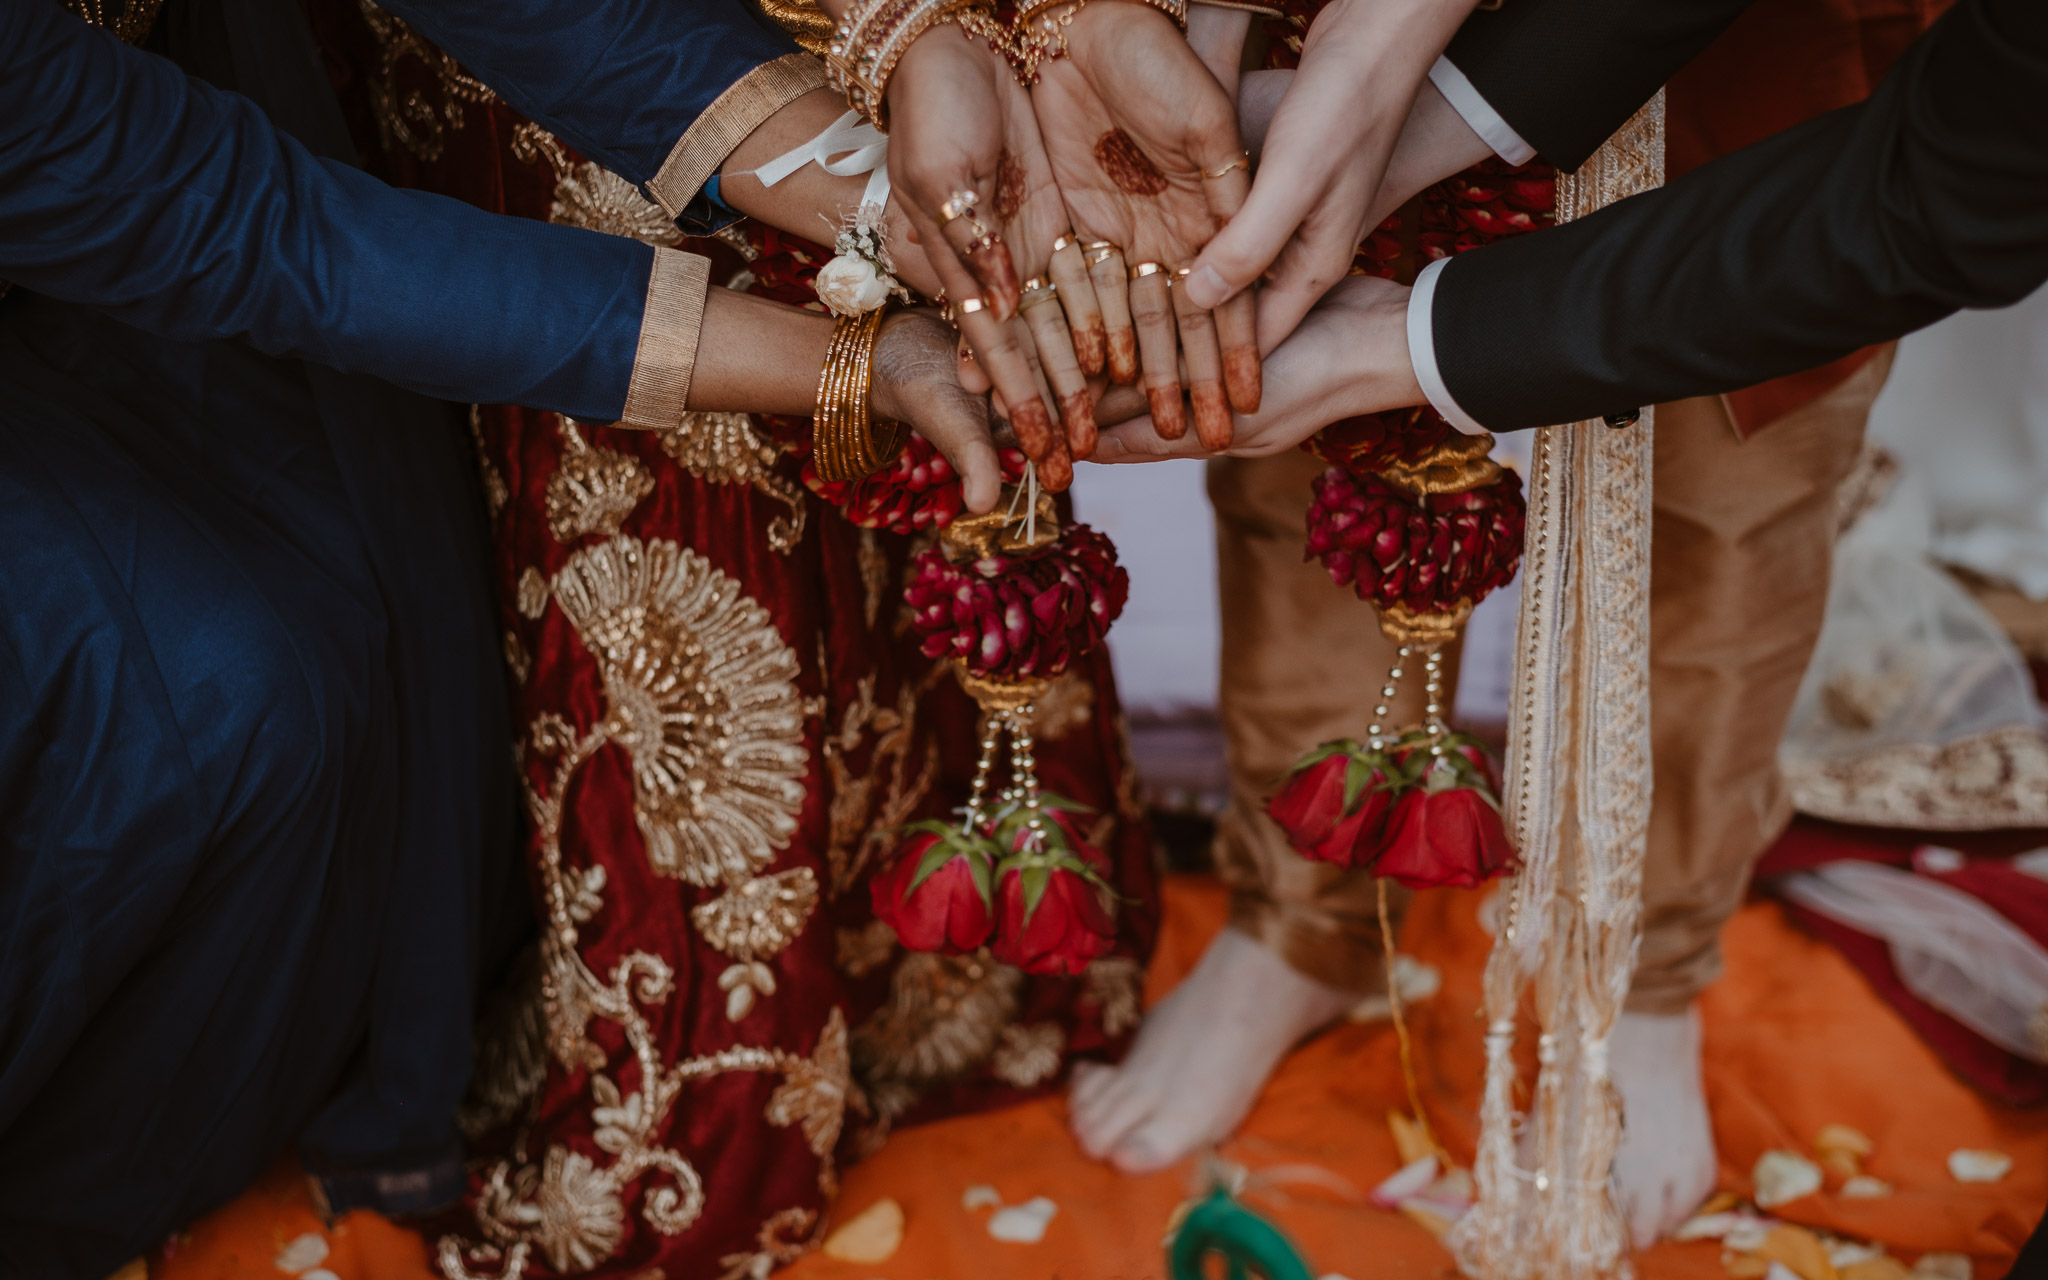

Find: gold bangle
<box><xmin>827</xmin><ymin>0</ymin><xmax>1005</xmax><ymax>130</ymax></box>
<box><xmin>813</xmin><ymin>310</ymin><xmax>908</xmax><ymax>482</ymax></box>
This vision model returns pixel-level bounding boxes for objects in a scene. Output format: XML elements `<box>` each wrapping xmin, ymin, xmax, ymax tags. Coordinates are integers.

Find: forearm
<box><xmin>378</xmin><ymin>0</ymin><xmax>822</xmax><ymax>228</ymax></box>
<box><xmin>689</xmin><ymin>290</ymin><xmax>836</xmax><ymax>414</ymax></box>
<box><xmin>1427</xmin><ymin>0</ymin><xmax>2048</xmax><ymax>430</ymax></box>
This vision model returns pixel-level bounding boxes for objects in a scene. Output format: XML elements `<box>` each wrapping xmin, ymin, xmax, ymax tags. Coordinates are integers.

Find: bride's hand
<box><xmin>1090</xmin><ymin>273</ymin><xmax>1421</xmax><ymax>461</ymax></box>
<box><xmin>1030</xmin><ymin>1</ymin><xmax>1259</xmax><ymax>447</ymax></box>
<box><xmin>870</xmin><ymin>309</ymin><xmax>1006</xmax><ymax>512</ymax></box>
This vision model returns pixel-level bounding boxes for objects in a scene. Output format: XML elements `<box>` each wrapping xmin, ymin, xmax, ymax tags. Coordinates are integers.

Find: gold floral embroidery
<box><xmin>717</xmin><ymin>1207</ymin><xmax>819</xmax><ymax>1280</ymax></box>
<box><xmin>503</xmin><ymin>630</ymin><xmax>532</xmax><ymax>684</ymax></box>
<box><xmin>546</xmin><ymin>421</ymin><xmax>656</xmax><ymax>544</ymax></box>
<box><xmin>852</xmin><ymin>951</ymin><xmax>1020</xmax><ymax>1127</ymax></box>
<box><xmin>550</xmin><ymin>537</ymin><xmax>808</xmax><ymax>885</ymax></box>
<box><xmin>694</xmin><ymin>868</ymin><xmax>820</xmax><ymax>1021</ymax></box>
<box><xmin>823</xmin><ymin>675</ymin><xmax>940</xmax><ymax>898</ymax></box>
<box><xmin>756</xmin><ymin>0</ymin><xmax>835</xmax><ymax>54</ymax></box>
<box><xmin>656</xmin><ymin>413</ymin><xmax>808</xmax><ymax>555</ymax></box>
<box><xmin>445</xmin><ymin>693</ymin><xmax>848</xmax><ymax>1272</ymax></box>
<box><xmin>550</xmin><ymin>163</ymin><xmax>685</xmax><ymax>249</ymax></box>
<box><xmin>1083</xmin><ymin>956</ymin><xmax>1144</xmax><ymax>1037</ymax></box>
<box><xmin>990</xmin><ymin>1023</ymin><xmax>1066</xmax><ymax>1088</ymax></box>
<box><xmin>358</xmin><ymin>2</ymin><xmax>496</xmax><ymax>163</ymax></box>
<box><xmin>765</xmin><ymin>1009</ymin><xmax>854</xmax><ymax>1192</ymax></box>
<box><xmin>693</xmin><ymin>869</ymin><xmax>819</xmax><ymax>960</ymax></box>
<box><xmin>516</xmin><ymin>567</ymin><xmax>551</xmax><ymax>620</ymax></box>
<box><xmin>835</xmin><ymin>920</ymin><xmax>897</xmax><ymax>978</ymax></box>
<box><xmin>1787</xmin><ymin>724</ymin><xmax>2048</xmax><ymax>829</ymax></box>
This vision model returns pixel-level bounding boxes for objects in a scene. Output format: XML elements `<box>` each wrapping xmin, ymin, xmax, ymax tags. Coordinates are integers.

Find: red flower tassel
<box><xmin>1266</xmin><ymin>739</ymin><xmax>1404</xmax><ymax>869</ymax></box>
<box><xmin>870</xmin><ymin>822</ymin><xmax>998</xmax><ymax>953</ymax></box>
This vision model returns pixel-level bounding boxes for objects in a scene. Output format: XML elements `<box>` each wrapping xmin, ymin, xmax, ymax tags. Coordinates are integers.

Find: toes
<box><xmin>1074</xmin><ymin>1076</ymin><xmax>1155</xmax><ymax>1162</ymax></box>
<box><xmin>1110</xmin><ymin>1120</ymin><xmax>1193</xmax><ymax>1175</ymax></box>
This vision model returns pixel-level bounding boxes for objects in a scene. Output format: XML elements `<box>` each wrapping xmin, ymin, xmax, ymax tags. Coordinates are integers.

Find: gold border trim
<box><xmin>1188</xmin><ymin>0</ymin><xmax>1285</xmax><ymax>15</ymax></box>
<box><xmin>646</xmin><ymin>53</ymin><xmax>830</xmax><ymax>218</ymax></box>
<box><xmin>620</xmin><ymin>249</ymin><xmax>712</xmax><ymax>430</ymax></box>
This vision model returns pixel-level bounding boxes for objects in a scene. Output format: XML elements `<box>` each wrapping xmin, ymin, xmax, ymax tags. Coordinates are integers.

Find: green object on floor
<box><xmin>1167</xmin><ymin>1187</ymin><xmax>1316</xmax><ymax>1280</ymax></box>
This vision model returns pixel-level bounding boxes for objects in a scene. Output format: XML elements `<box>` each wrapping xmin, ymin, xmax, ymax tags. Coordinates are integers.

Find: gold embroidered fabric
<box><xmin>544</xmin><ymin>421</ymin><xmax>656</xmax><ymax>543</ymax></box>
<box><xmin>1450</xmin><ymin>94</ymin><xmax>1664</xmax><ymax>1280</ymax></box>
<box><xmin>357</xmin><ymin>2</ymin><xmax>496</xmax><ymax>162</ymax></box>
<box><xmin>1787</xmin><ymin>725</ymin><xmax>2048</xmax><ymax>830</ymax></box>
<box><xmin>658</xmin><ymin>411</ymin><xmax>809</xmax><ymax>554</ymax></box>
<box><xmin>550</xmin><ymin>163</ymin><xmax>686</xmax><ymax>248</ymax></box>
<box><xmin>757</xmin><ymin>0</ymin><xmax>836</xmax><ymax>55</ymax></box>
<box><xmin>646</xmin><ymin>53</ymin><xmax>832</xmax><ymax>220</ymax></box>
<box><xmin>621</xmin><ymin>249</ymin><xmax>714</xmax><ymax>431</ymax></box>
<box><xmin>549</xmin><ymin>537</ymin><xmax>808</xmax><ymax>886</ymax></box>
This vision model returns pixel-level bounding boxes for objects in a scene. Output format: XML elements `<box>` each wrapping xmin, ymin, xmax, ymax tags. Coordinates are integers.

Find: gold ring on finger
<box><xmin>1019</xmin><ymin>277</ymin><xmax>1060</xmax><ymax>309</ymax></box>
<box><xmin>962</xmin><ymin>230</ymin><xmax>1002</xmax><ymax>255</ymax></box>
<box><xmin>1203</xmin><ymin>154</ymin><xmax>1250</xmax><ymax>179</ymax></box>
<box><xmin>1129</xmin><ymin>261</ymin><xmax>1167</xmax><ymax>281</ymax></box>
<box><xmin>958</xmin><ymin>297</ymin><xmax>990</xmax><ymax>316</ymax></box>
<box><xmin>937</xmin><ymin>190</ymin><xmax>979</xmax><ymax>224</ymax></box>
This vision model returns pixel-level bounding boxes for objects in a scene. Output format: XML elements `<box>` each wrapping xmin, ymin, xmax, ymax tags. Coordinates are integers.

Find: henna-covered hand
<box><xmin>1030</xmin><ymin>1</ymin><xmax>1260</xmax><ymax>451</ymax></box>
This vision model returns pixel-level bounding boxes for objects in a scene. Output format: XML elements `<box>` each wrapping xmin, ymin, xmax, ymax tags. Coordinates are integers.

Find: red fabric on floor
<box><xmin>154</xmin><ymin>876</ymin><xmax>2047</xmax><ymax>1280</ymax></box>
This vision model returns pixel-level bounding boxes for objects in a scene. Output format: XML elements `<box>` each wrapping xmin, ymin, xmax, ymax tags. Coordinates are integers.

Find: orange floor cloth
<box><xmin>156</xmin><ymin>876</ymin><xmax>2045</xmax><ymax>1280</ymax></box>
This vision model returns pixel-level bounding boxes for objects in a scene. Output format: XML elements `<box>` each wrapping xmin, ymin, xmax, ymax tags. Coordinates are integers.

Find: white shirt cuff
<box><xmin>1428</xmin><ymin>55</ymin><xmax>1536</xmax><ymax>166</ymax></box>
<box><xmin>1407</xmin><ymin>257</ymin><xmax>1489</xmax><ymax>435</ymax></box>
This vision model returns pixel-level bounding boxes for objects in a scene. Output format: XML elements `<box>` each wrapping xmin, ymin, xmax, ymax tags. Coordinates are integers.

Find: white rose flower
<box><xmin>814</xmin><ymin>253</ymin><xmax>892</xmax><ymax>315</ymax></box>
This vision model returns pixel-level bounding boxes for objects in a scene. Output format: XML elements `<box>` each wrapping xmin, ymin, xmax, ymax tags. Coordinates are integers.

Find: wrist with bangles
<box><xmin>826</xmin><ymin>0</ymin><xmax>1008</xmax><ymax>128</ymax></box>
<box><xmin>812</xmin><ymin>308</ymin><xmax>911</xmax><ymax>481</ymax></box>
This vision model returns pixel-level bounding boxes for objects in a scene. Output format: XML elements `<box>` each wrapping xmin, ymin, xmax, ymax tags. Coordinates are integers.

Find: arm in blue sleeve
<box><xmin>0</xmin><ymin>0</ymin><xmax>658</xmax><ymax>421</ymax></box>
<box><xmin>377</xmin><ymin>0</ymin><xmax>817</xmax><ymax>229</ymax></box>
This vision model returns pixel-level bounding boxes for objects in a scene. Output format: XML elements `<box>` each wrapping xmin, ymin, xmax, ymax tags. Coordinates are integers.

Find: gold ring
<box><xmin>1203</xmin><ymin>155</ymin><xmax>1249</xmax><ymax>179</ymax></box>
<box><xmin>1168</xmin><ymin>265</ymin><xmax>1195</xmax><ymax>286</ymax></box>
<box><xmin>1129</xmin><ymin>261</ymin><xmax>1167</xmax><ymax>280</ymax></box>
<box><xmin>1086</xmin><ymin>243</ymin><xmax>1121</xmax><ymax>266</ymax></box>
<box><xmin>958</xmin><ymin>298</ymin><xmax>990</xmax><ymax>317</ymax></box>
<box><xmin>936</xmin><ymin>190</ymin><xmax>979</xmax><ymax>224</ymax></box>
<box><xmin>1052</xmin><ymin>235</ymin><xmax>1077</xmax><ymax>253</ymax></box>
<box><xmin>1019</xmin><ymin>279</ymin><xmax>1059</xmax><ymax>308</ymax></box>
<box><xmin>962</xmin><ymin>230</ymin><xmax>1002</xmax><ymax>256</ymax></box>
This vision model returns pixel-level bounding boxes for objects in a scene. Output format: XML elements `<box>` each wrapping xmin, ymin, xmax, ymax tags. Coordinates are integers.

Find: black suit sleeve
<box><xmin>1444</xmin><ymin>0</ymin><xmax>1754</xmax><ymax>171</ymax></box>
<box><xmin>1429</xmin><ymin>0</ymin><xmax>2048</xmax><ymax>432</ymax></box>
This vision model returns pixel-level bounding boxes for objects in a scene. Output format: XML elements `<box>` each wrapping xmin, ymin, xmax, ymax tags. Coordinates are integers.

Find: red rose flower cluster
<box><xmin>906</xmin><ymin>523</ymin><xmax>1129</xmax><ymax>681</ymax></box>
<box><xmin>870</xmin><ymin>804</ymin><xmax>1116</xmax><ymax>975</ymax></box>
<box><xmin>1267</xmin><ymin>734</ymin><xmax>1516</xmax><ymax>890</ymax></box>
<box><xmin>803</xmin><ymin>436</ymin><xmax>1031</xmax><ymax>535</ymax></box>
<box><xmin>1304</xmin><ymin>467</ymin><xmax>1526</xmax><ymax>616</ymax></box>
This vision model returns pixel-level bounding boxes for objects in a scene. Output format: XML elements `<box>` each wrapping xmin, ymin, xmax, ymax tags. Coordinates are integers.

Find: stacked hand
<box><xmin>743</xmin><ymin>0</ymin><xmax>1509</xmax><ymax>503</ymax></box>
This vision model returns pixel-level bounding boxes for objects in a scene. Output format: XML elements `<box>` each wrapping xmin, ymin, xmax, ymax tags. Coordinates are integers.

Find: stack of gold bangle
<box><xmin>827</xmin><ymin>0</ymin><xmax>1006</xmax><ymax>129</ymax></box>
<box><xmin>812</xmin><ymin>309</ymin><xmax>910</xmax><ymax>483</ymax></box>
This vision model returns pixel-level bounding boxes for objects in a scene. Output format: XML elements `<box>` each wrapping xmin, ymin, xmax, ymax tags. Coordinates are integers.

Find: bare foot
<box><xmin>1067</xmin><ymin>927</ymin><xmax>1357</xmax><ymax>1173</ymax></box>
<box><xmin>1611</xmin><ymin>1006</ymin><xmax>1718</xmax><ymax>1249</ymax></box>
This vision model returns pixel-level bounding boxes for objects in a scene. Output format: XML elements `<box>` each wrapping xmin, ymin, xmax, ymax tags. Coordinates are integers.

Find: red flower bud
<box><xmin>989</xmin><ymin>832</ymin><xmax>1117</xmax><ymax>976</ymax></box>
<box><xmin>1267</xmin><ymin>740</ymin><xmax>1407</xmax><ymax>868</ymax></box>
<box><xmin>1372</xmin><ymin>772</ymin><xmax>1517</xmax><ymax>890</ymax></box>
<box><xmin>871</xmin><ymin>822</ymin><xmax>998</xmax><ymax>954</ymax></box>
<box><xmin>1304</xmin><ymin>467</ymin><xmax>1525</xmax><ymax>618</ymax></box>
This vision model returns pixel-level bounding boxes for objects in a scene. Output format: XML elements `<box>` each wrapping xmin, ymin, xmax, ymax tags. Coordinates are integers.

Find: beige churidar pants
<box><xmin>1207</xmin><ymin>349</ymin><xmax>1891</xmax><ymax>1007</ymax></box>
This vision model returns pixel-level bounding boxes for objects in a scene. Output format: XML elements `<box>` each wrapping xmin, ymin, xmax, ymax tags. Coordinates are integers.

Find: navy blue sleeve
<box><xmin>379</xmin><ymin>0</ymin><xmax>803</xmax><ymax>225</ymax></box>
<box><xmin>0</xmin><ymin>0</ymin><xmax>654</xmax><ymax>421</ymax></box>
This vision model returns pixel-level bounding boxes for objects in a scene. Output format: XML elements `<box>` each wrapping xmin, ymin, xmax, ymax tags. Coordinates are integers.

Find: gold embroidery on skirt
<box><xmin>1031</xmin><ymin>669</ymin><xmax>1096</xmax><ymax>740</ymax></box>
<box><xmin>990</xmin><ymin>1023</ymin><xmax>1066</xmax><ymax>1087</ymax></box>
<box><xmin>822</xmin><ymin>676</ymin><xmax>940</xmax><ymax>898</ymax></box>
<box><xmin>502</xmin><ymin>629</ymin><xmax>532</xmax><ymax>684</ymax></box>
<box><xmin>549</xmin><ymin>537</ymin><xmax>808</xmax><ymax>886</ymax></box>
<box><xmin>858</xmin><ymin>528</ymin><xmax>890</xmax><ymax>627</ymax></box>
<box><xmin>546</xmin><ymin>420</ymin><xmax>656</xmax><ymax>544</ymax></box>
<box><xmin>1083</xmin><ymin>955</ymin><xmax>1143</xmax><ymax>1037</ymax></box>
<box><xmin>551</xmin><ymin>163</ymin><xmax>685</xmax><ymax>248</ymax></box>
<box><xmin>694</xmin><ymin>867</ymin><xmax>822</xmax><ymax>1020</ymax></box>
<box><xmin>852</xmin><ymin>951</ymin><xmax>1021</xmax><ymax>1129</ymax></box>
<box><xmin>468</xmin><ymin>406</ymin><xmax>511</xmax><ymax>520</ymax></box>
<box><xmin>358</xmin><ymin>3</ymin><xmax>496</xmax><ymax>163</ymax></box>
<box><xmin>515</xmin><ymin>567</ymin><xmax>550</xmax><ymax>620</ymax></box>
<box><xmin>836</xmin><ymin>919</ymin><xmax>898</xmax><ymax>977</ymax></box>
<box><xmin>657</xmin><ymin>412</ymin><xmax>809</xmax><ymax>555</ymax></box>
<box><xmin>717</xmin><ymin>1207</ymin><xmax>822</xmax><ymax>1280</ymax></box>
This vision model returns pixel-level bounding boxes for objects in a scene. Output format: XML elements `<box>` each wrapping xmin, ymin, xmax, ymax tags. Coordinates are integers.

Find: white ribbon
<box><xmin>749</xmin><ymin>110</ymin><xmax>892</xmax><ymax>209</ymax></box>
